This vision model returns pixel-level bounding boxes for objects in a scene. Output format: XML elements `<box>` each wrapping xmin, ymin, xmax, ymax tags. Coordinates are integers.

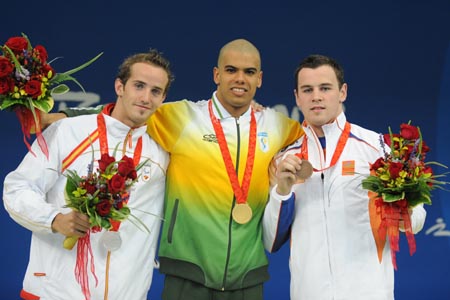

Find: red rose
<box><xmin>370</xmin><ymin>157</ymin><xmax>385</xmax><ymax>171</ymax></box>
<box><xmin>118</xmin><ymin>155</ymin><xmax>135</xmax><ymax>178</ymax></box>
<box><xmin>34</xmin><ymin>45</ymin><xmax>48</xmax><ymax>62</ymax></box>
<box><xmin>83</xmin><ymin>180</ymin><xmax>97</xmax><ymax>195</ymax></box>
<box><xmin>423</xmin><ymin>165</ymin><xmax>433</xmax><ymax>175</ymax></box>
<box><xmin>24</xmin><ymin>79</ymin><xmax>43</xmax><ymax>99</ymax></box>
<box><xmin>383</xmin><ymin>133</ymin><xmax>400</xmax><ymax>148</ymax></box>
<box><xmin>108</xmin><ymin>174</ymin><xmax>125</xmax><ymax>193</ymax></box>
<box><xmin>96</xmin><ymin>200</ymin><xmax>112</xmax><ymax>217</ymax></box>
<box><xmin>421</xmin><ymin>141</ymin><xmax>430</xmax><ymax>154</ymax></box>
<box><xmin>98</xmin><ymin>153</ymin><xmax>115</xmax><ymax>172</ymax></box>
<box><xmin>115</xmin><ymin>200</ymin><xmax>124</xmax><ymax>210</ymax></box>
<box><xmin>0</xmin><ymin>56</ymin><xmax>14</xmax><ymax>78</ymax></box>
<box><xmin>388</xmin><ymin>162</ymin><xmax>404</xmax><ymax>179</ymax></box>
<box><xmin>128</xmin><ymin>170</ymin><xmax>137</xmax><ymax>180</ymax></box>
<box><xmin>5</xmin><ymin>36</ymin><xmax>29</xmax><ymax>54</ymax></box>
<box><xmin>0</xmin><ymin>77</ymin><xmax>13</xmax><ymax>94</ymax></box>
<box><xmin>400</xmin><ymin>123</ymin><xmax>419</xmax><ymax>140</ymax></box>
<box><xmin>423</xmin><ymin>166</ymin><xmax>434</xmax><ymax>187</ymax></box>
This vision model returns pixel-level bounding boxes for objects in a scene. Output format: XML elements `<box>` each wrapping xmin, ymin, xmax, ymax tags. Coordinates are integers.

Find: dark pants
<box><xmin>161</xmin><ymin>275</ymin><xmax>264</xmax><ymax>300</ymax></box>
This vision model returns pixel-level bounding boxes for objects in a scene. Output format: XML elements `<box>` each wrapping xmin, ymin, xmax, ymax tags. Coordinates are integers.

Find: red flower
<box><xmin>34</xmin><ymin>45</ymin><xmax>48</xmax><ymax>62</ymax></box>
<box><xmin>41</xmin><ymin>63</ymin><xmax>54</xmax><ymax>79</ymax></box>
<box><xmin>423</xmin><ymin>166</ymin><xmax>434</xmax><ymax>187</ymax></box>
<box><xmin>115</xmin><ymin>200</ymin><xmax>124</xmax><ymax>210</ymax></box>
<box><xmin>24</xmin><ymin>79</ymin><xmax>43</xmax><ymax>99</ymax></box>
<box><xmin>108</xmin><ymin>174</ymin><xmax>126</xmax><ymax>193</ymax></box>
<box><xmin>0</xmin><ymin>56</ymin><xmax>14</xmax><ymax>78</ymax></box>
<box><xmin>5</xmin><ymin>36</ymin><xmax>28</xmax><ymax>54</ymax></box>
<box><xmin>421</xmin><ymin>141</ymin><xmax>430</xmax><ymax>154</ymax></box>
<box><xmin>96</xmin><ymin>200</ymin><xmax>112</xmax><ymax>217</ymax></box>
<box><xmin>400</xmin><ymin>123</ymin><xmax>419</xmax><ymax>140</ymax></box>
<box><xmin>370</xmin><ymin>157</ymin><xmax>385</xmax><ymax>171</ymax></box>
<box><xmin>118</xmin><ymin>155</ymin><xmax>135</xmax><ymax>178</ymax></box>
<box><xmin>98</xmin><ymin>153</ymin><xmax>115</xmax><ymax>172</ymax></box>
<box><xmin>128</xmin><ymin>170</ymin><xmax>137</xmax><ymax>180</ymax></box>
<box><xmin>383</xmin><ymin>133</ymin><xmax>400</xmax><ymax>148</ymax></box>
<box><xmin>82</xmin><ymin>179</ymin><xmax>97</xmax><ymax>195</ymax></box>
<box><xmin>0</xmin><ymin>77</ymin><xmax>13</xmax><ymax>94</ymax></box>
<box><xmin>388</xmin><ymin>161</ymin><xmax>404</xmax><ymax>178</ymax></box>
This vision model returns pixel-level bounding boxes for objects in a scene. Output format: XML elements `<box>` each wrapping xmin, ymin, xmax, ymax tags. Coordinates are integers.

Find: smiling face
<box><xmin>294</xmin><ymin>65</ymin><xmax>347</xmax><ymax>137</ymax></box>
<box><xmin>213</xmin><ymin>41</ymin><xmax>262</xmax><ymax>117</ymax></box>
<box><xmin>113</xmin><ymin>62</ymin><xmax>168</xmax><ymax>127</ymax></box>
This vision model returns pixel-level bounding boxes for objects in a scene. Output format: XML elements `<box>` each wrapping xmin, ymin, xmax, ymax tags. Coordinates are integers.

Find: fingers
<box><xmin>250</xmin><ymin>99</ymin><xmax>265</xmax><ymax>112</ymax></box>
<box><xmin>277</xmin><ymin>154</ymin><xmax>302</xmax><ymax>177</ymax></box>
<box><xmin>51</xmin><ymin>212</ymin><xmax>91</xmax><ymax>237</ymax></box>
<box><xmin>275</xmin><ymin>155</ymin><xmax>301</xmax><ymax>195</ymax></box>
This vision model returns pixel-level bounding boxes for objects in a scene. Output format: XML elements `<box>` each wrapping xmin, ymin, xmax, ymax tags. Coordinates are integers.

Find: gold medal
<box><xmin>296</xmin><ymin>160</ymin><xmax>313</xmax><ymax>181</ymax></box>
<box><xmin>232</xmin><ymin>203</ymin><xmax>253</xmax><ymax>224</ymax></box>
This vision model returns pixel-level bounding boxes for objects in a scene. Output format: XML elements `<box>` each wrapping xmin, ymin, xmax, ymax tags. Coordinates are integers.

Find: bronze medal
<box><xmin>232</xmin><ymin>203</ymin><xmax>253</xmax><ymax>224</ymax></box>
<box><xmin>296</xmin><ymin>160</ymin><xmax>313</xmax><ymax>180</ymax></box>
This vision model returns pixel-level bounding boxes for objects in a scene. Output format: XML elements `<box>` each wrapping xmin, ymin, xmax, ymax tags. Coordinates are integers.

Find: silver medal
<box><xmin>100</xmin><ymin>231</ymin><xmax>122</xmax><ymax>251</ymax></box>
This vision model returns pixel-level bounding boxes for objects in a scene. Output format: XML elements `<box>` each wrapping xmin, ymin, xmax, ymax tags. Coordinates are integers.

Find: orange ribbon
<box><xmin>368</xmin><ymin>190</ymin><xmax>416</xmax><ymax>270</ymax></box>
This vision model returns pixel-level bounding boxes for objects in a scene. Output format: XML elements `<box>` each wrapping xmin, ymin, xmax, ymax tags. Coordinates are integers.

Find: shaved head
<box><xmin>218</xmin><ymin>39</ymin><xmax>261</xmax><ymax>69</ymax></box>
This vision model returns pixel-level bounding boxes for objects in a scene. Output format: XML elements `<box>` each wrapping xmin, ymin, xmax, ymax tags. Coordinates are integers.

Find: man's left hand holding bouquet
<box><xmin>51</xmin><ymin>211</ymin><xmax>90</xmax><ymax>246</ymax></box>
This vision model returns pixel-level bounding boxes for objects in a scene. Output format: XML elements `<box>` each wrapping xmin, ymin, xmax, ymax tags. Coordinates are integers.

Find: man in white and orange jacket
<box><xmin>263</xmin><ymin>54</ymin><xmax>426</xmax><ymax>300</ymax></box>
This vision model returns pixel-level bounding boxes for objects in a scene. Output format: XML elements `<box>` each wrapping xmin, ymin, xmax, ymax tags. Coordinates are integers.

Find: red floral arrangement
<box><xmin>0</xmin><ymin>33</ymin><xmax>102</xmax><ymax>158</ymax></box>
<box><xmin>64</xmin><ymin>149</ymin><xmax>149</xmax><ymax>300</ymax></box>
<box><xmin>362</xmin><ymin>122</ymin><xmax>449</xmax><ymax>269</ymax></box>
<box><xmin>64</xmin><ymin>152</ymin><xmax>148</xmax><ymax>249</ymax></box>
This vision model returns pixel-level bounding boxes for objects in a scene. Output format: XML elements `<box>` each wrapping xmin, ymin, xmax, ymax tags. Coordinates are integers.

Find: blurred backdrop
<box><xmin>1</xmin><ymin>1</ymin><xmax>449</xmax><ymax>299</ymax></box>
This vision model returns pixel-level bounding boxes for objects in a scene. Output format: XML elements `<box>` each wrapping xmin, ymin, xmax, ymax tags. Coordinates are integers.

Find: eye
<box><xmin>245</xmin><ymin>69</ymin><xmax>256</xmax><ymax>75</ymax></box>
<box><xmin>135</xmin><ymin>82</ymin><xmax>145</xmax><ymax>89</ymax></box>
<box><xmin>152</xmin><ymin>88</ymin><xmax>163</xmax><ymax>96</ymax></box>
<box><xmin>320</xmin><ymin>86</ymin><xmax>331</xmax><ymax>91</ymax></box>
<box><xmin>302</xmin><ymin>87</ymin><xmax>312</xmax><ymax>93</ymax></box>
<box><xmin>225</xmin><ymin>67</ymin><xmax>236</xmax><ymax>73</ymax></box>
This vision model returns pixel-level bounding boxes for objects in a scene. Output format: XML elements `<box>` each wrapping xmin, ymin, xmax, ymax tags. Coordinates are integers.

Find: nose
<box><xmin>312</xmin><ymin>88</ymin><xmax>322</xmax><ymax>102</ymax></box>
<box><xmin>234</xmin><ymin>70</ymin><xmax>245</xmax><ymax>83</ymax></box>
<box><xmin>140</xmin><ymin>89</ymin><xmax>152</xmax><ymax>103</ymax></box>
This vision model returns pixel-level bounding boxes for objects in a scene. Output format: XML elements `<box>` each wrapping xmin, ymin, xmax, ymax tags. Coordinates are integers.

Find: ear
<box><xmin>339</xmin><ymin>83</ymin><xmax>348</xmax><ymax>103</ymax></box>
<box><xmin>294</xmin><ymin>89</ymin><xmax>301</xmax><ymax>107</ymax></box>
<box><xmin>257</xmin><ymin>70</ymin><xmax>263</xmax><ymax>88</ymax></box>
<box><xmin>115</xmin><ymin>78</ymin><xmax>124</xmax><ymax>96</ymax></box>
<box><xmin>213</xmin><ymin>67</ymin><xmax>220</xmax><ymax>85</ymax></box>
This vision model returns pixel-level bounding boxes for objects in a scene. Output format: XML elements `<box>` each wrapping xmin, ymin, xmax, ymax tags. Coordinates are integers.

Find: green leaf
<box><xmin>32</xmin><ymin>97</ymin><xmax>54</xmax><ymax>113</ymax></box>
<box><xmin>51</xmin><ymin>84</ymin><xmax>70</xmax><ymax>95</ymax></box>
<box><xmin>0</xmin><ymin>97</ymin><xmax>28</xmax><ymax>110</ymax></box>
<box><xmin>382</xmin><ymin>192</ymin><xmax>405</xmax><ymax>202</ymax></box>
<box><xmin>61</xmin><ymin>52</ymin><xmax>103</xmax><ymax>77</ymax></box>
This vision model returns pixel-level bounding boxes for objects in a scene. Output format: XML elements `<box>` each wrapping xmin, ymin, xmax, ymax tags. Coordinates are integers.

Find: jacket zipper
<box><xmin>221</xmin><ymin>117</ymin><xmax>241</xmax><ymax>290</ymax></box>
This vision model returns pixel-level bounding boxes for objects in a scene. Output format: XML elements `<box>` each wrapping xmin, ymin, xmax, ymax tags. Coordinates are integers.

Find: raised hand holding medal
<box><xmin>295</xmin><ymin>159</ymin><xmax>313</xmax><ymax>183</ymax></box>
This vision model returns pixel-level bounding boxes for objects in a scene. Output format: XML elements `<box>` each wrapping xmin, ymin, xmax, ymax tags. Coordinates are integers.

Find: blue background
<box><xmin>1</xmin><ymin>1</ymin><xmax>450</xmax><ymax>299</ymax></box>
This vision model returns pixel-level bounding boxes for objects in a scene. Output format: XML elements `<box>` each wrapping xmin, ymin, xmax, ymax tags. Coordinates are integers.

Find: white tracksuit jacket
<box><xmin>3</xmin><ymin>111</ymin><xmax>168</xmax><ymax>300</ymax></box>
<box><xmin>263</xmin><ymin>112</ymin><xmax>426</xmax><ymax>300</ymax></box>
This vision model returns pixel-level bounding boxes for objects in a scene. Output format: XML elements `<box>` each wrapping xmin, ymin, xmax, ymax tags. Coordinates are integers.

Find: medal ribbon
<box><xmin>97</xmin><ymin>107</ymin><xmax>143</xmax><ymax>231</ymax></box>
<box><xmin>297</xmin><ymin>121</ymin><xmax>351</xmax><ymax>173</ymax></box>
<box><xmin>97</xmin><ymin>104</ymin><xmax>144</xmax><ymax>300</ymax></box>
<box><xmin>208</xmin><ymin>100</ymin><xmax>256</xmax><ymax>205</ymax></box>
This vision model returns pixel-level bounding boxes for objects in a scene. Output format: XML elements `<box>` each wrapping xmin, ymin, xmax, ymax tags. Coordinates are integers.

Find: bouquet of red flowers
<box><xmin>362</xmin><ymin>122</ymin><xmax>449</xmax><ymax>269</ymax></box>
<box><xmin>63</xmin><ymin>148</ymin><xmax>149</xmax><ymax>300</ymax></box>
<box><xmin>0</xmin><ymin>33</ymin><xmax>102</xmax><ymax>158</ymax></box>
<box><xmin>64</xmin><ymin>151</ymin><xmax>149</xmax><ymax>249</ymax></box>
